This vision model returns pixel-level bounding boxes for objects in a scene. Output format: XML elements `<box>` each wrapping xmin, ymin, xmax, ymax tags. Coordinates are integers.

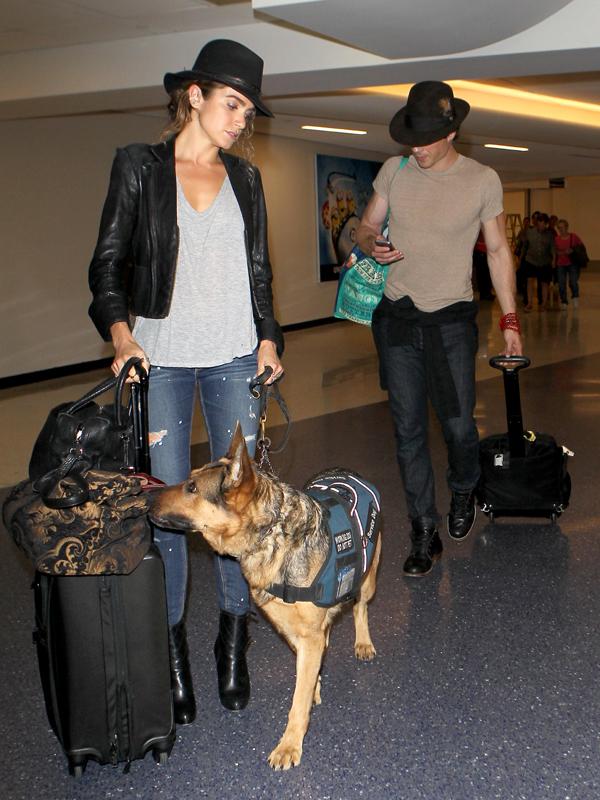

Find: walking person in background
<box><xmin>514</xmin><ymin>215</ymin><xmax>530</xmax><ymax>306</ymax></box>
<box><xmin>88</xmin><ymin>39</ymin><xmax>284</xmax><ymax>723</ymax></box>
<box><xmin>357</xmin><ymin>81</ymin><xmax>522</xmax><ymax>578</ymax></box>
<box><xmin>522</xmin><ymin>212</ymin><xmax>555</xmax><ymax>311</ymax></box>
<box><xmin>555</xmin><ymin>218</ymin><xmax>584</xmax><ymax>309</ymax></box>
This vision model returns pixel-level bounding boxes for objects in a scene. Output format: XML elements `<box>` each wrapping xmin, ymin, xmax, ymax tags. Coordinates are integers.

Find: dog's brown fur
<box><xmin>151</xmin><ymin>424</ymin><xmax>381</xmax><ymax>769</ymax></box>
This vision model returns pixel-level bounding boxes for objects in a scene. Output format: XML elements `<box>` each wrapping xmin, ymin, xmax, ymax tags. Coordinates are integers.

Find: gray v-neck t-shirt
<box><xmin>133</xmin><ymin>176</ymin><xmax>257</xmax><ymax>367</ymax></box>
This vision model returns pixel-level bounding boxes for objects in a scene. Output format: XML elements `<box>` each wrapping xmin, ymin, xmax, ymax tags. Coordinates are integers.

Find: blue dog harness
<box><xmin>268</xmin><ymin>470</ymin><xmax>381</xmax><ymax>607</ymax></box>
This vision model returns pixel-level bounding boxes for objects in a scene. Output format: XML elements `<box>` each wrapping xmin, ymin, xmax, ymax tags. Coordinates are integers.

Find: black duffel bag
<box><xmin>29</xmin><ymin>357</ymin><xmax>149</xmax><ymax>509</ymax></box>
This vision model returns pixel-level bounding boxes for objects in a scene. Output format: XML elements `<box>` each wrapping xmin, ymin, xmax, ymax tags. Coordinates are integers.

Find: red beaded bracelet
<box><xmin>499</xmin><ymin>312</ymin><xmax>521</xmax><ymax>334</ymax></box>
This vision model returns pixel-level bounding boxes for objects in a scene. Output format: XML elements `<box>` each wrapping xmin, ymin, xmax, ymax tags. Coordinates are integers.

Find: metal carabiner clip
<box><xmin>249</xmin><ymin>365</ymin><xmax>274</xmax><ymax>398</ymax></box>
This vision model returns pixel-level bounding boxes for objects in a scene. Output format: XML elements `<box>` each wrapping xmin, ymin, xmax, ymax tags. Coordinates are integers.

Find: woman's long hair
<box><xmin>161</xmin><ymin>80</ymin><xmax>255</xmax><ymax>160</ymax></box>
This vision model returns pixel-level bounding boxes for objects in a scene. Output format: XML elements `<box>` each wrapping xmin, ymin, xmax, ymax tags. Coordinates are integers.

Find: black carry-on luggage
<box><xmin>476</xmin><ymin>355</ymin><xmax>572</xmax><ymax>523</ymax></box>
<box><xmin>31</xmin><ymin>367</ymin><xmax>175</xmax><ymax>776</ymax></box>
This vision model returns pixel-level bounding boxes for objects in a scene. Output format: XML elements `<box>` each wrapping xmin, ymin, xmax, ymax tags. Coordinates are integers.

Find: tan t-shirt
<box><xmin>373</xmin><ymin>154</ymin><xmax>503</xmax><ymax>311</ymax></box>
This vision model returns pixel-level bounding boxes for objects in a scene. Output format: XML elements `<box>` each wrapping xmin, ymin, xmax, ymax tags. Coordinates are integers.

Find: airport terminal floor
<box><xmin>1</xmin><ymin>269</ymin><xmax>599</xmax><ymax>800</ymax></box>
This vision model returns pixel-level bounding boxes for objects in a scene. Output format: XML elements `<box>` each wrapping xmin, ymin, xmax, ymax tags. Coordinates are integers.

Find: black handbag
<box><xmin>570</xmin><ymin>236</ymin><xmax>589</xmax><ymax>269</ymax></box>
<box><xmin>29</xmin><ymin>357</ymin><xmax>149</xmax><ymax>509</ymax></box>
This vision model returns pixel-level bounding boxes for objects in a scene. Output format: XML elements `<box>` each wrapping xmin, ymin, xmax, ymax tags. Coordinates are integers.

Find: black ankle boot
<box><xmin>214</xmin><ymin>610</ymin><xmax>250</xmax><ymax>711</ymax></box>
<box><xmin>168</xmin><ymin>621</ymin><xmax>196</xmax><ymax>725</ymax></box>
<box><xmin>403</xmin><ymin>518</ymin><xmax>443</xmax><ymax>577</ymax></box>
<box><xmin>447</xmin><ymin>490</ymin><xmax>476</xmax><ymax>541</ymax></box>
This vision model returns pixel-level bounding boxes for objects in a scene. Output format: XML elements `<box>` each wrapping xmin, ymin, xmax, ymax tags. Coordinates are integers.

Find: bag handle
<box><xmin>68</xmin><ymin>357</ymin><xmax>145</xmax><ymax>426</ymax></box>
<box><xmin>34</xmin><ymin>358</ymin><xmax>147</xmax><ymax>508</ymax></box>
<box><xmin>35</xmin><ymin>465</ymin><xmax>90</xmax><ymax>510</ymax></box>
<box><xmin>382</xmin><ymin>156</ymin><xmax>409</xmax><ymax>231</ymax></box>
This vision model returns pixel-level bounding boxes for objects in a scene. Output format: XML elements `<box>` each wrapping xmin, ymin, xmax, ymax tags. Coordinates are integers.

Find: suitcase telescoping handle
<box><xmin>129</xmin><ymin>363</ymin><xmax>151</xmax><ymax>475</ymax></box>
<box><xmin>489</xmin><ymin>355</ymin><xmax>531</xmax><ymax>458</ymax></box>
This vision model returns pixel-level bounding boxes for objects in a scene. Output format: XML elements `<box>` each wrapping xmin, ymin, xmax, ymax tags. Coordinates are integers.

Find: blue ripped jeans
<box><xmin>148</xmin><ymin>352</ymin><xmax>259</xmax><ymax>625</ymax></box>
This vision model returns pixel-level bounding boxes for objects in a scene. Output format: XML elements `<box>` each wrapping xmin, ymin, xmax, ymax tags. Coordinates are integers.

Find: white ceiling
<box><xmin>1</xmin><ymin>0</ymin><xmax>599</xmax><ymax>183</ymax></box>
<box><xmin>253</xmin><ymin>0</ymin><xmax>574</xmax><ymax>59</ymax></box>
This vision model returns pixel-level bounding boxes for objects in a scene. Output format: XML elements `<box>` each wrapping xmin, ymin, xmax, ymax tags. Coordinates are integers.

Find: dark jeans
<box><xmin>373</xmin><ymin>309</ymin><xmax>480</xmax><ymax>524</ymax></box>
<box><xmin>556</xmin><ymin>263</ymin><xmax>580</xmax><ymax>302</ymax></box>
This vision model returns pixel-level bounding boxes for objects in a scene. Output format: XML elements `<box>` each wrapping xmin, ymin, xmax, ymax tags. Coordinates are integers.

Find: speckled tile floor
<box><xmin>1</xmin><ymin>272</ymin><xmax>599</xmax><ymax>799</ymax></box>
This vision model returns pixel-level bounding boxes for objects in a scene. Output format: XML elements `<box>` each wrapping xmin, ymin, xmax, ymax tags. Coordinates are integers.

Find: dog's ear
<box><xmin>223</xmin><ymin>423</ymin><xmax>256</xmax><ymax>494</ymax></box>
<box><xmin>225</xmin><ymin>422</ymin><xmax>246</xmax><ymax>462</ymax></box>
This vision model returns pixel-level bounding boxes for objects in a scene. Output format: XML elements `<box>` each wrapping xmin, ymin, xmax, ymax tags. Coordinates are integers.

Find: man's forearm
<box><xmin>488</xmin><ymin>248</ymin><xmax>517</xmax><ymax>314</ymax></box>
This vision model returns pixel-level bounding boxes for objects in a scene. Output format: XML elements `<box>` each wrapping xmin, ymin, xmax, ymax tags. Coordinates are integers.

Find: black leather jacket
<box><xmin>88</xmin><ymin>137</ymin><xmax>283</xmax><ymax>354</ymax></box>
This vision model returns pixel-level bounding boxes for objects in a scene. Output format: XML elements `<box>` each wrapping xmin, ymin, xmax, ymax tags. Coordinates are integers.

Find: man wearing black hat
<box><xmin>358</xmin><ymin>81</ymin><xmax>522</xmax><ymax>577</ymax></box>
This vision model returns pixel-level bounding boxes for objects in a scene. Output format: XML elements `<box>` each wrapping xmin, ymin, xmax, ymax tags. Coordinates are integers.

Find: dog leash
<box><xmin>249</xmin><ymin>367</ymin><xmax>291</xmax><ymax>472</ymax></box>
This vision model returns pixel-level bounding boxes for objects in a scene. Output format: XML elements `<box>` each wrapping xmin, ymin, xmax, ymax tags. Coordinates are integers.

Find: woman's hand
<box><xmin>109</xmin><ymin>321</ymin><xmax>149</xmax><ymax>380</ymax></box>
<box><xmin>257</xmin><ymin>339</ymin><xmax>284</xmax><ymax>384</ymax></box>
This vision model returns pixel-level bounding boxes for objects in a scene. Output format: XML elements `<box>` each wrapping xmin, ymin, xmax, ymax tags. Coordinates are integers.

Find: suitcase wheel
<box><xmin>153</xmin><ymin>748</ymin><xmax>169</xmax><ymax>767</ymax></box>
<box><xmin>68</xmin><ymin>756</ymin><xmax>87</xmax><ymax>778</ymax></box>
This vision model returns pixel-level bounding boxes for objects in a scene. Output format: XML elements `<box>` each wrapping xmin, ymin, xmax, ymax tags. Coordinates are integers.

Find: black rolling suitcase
<box><xmin>31</xmin><ymin>370</ymin><xmax>175</xmax><ymax>776</ymax></box>
<box><xmin>476</xmin><ymin>355</ymin><xmax>572</xmax><ymax>522</ymax></box>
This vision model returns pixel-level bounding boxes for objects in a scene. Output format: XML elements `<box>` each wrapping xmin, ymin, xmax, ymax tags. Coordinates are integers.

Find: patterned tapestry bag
<box><xmin>2</xmin><ymin>469</ymin><xmax>154</xmax><ymax>576</ymax></box>
<box><xmin>333</xmin><ymin>156</ymin><xmax>408</xmax><ymax>326</ymax></box>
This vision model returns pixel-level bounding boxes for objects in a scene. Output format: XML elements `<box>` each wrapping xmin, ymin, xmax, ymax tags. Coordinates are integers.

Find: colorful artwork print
<box><xmin>315</xmin><ymin>154</ymin><xmax>382</xmax><ymax>282</ymax></box>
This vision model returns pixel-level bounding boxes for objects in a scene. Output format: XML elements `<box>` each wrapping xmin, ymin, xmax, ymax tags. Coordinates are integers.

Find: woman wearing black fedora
<box><xmin>88</xmin><ymin>39</ymin><xmax>284</xmax><ymax>722</ymax></box>
<box><xmin>357</xmin><ymin>81</ymin><xmax>522</xmax><ymax>576</ymax></box>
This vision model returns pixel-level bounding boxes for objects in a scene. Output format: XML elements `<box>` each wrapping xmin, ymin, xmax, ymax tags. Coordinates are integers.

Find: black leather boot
<box><xmin>447</xmin><ymin>490</ymin><xmax>476</xmax><ymax>541</ymax></box>
<box><xmin>403</xmin><ymin>518</ymin><xmax>443</xmax><ymax>577</ymax></box>
<box><xmin>214</xmin><ymin>610</ymin><xmax>250</xmax><ymax>711</ymax></box>
<box><xmin>168</xmin><ymin>621</ymin><xmax>197</xmax><ymax>725</ymax></box>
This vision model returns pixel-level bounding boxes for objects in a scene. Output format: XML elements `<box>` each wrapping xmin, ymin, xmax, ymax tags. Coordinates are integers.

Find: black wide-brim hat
<box><xmin>389</xmin><ymin>81</ymin><xmax>469</xmax><ymax>146</ymax></box>
<box><xmin>164</xmin><ymin>38</ymin><xmax>273</xmax><ymax>118</ymax></box>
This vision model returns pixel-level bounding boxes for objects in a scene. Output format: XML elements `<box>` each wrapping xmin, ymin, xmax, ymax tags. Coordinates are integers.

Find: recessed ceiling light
<box><xmin>301</xmin><ymin>125</ymin><xmax>367</xmax><ymax>135</ymax></box>
<box><xmin>484</xmin><ymin>144</ymin><xmax>529</xmax><ymax>152</ymax></box>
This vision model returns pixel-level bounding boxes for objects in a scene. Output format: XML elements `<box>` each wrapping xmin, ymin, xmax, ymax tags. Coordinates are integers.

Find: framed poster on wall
<box><xmin>315</xmin><ymin>154</ymin><xmax>383</xmax><ymax>282</ymax></box>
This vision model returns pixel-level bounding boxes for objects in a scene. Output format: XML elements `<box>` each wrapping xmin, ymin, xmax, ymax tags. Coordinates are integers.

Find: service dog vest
<box><xmin>268</xmin><ymin>470</ymin><xmax>381</xmax><ymax>607</ymax></box>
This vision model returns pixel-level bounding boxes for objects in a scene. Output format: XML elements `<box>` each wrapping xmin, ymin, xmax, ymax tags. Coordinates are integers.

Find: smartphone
<box><xmin>375</xmin><ymin>237</ymin><xmax>394</xmax><ymax>251</ymax></box>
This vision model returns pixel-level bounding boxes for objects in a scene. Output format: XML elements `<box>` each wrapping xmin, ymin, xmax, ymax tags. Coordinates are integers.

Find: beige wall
<box><xmin>0</xmin><ymin>113</ymin><xmax>164</xmax><ymax>379</ymax></box>
<box><xmin>503</xmin><ymin>190</ymin><xmax>526</xmax><ymax>220</ymax></box>
<box><xmin>530</xmin><ymin>179</ymin><xmax>600</xmax><ymax>255</ymax></box>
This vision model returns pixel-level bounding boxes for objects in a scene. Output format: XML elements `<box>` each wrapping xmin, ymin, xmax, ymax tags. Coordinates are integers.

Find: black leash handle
<box><xmin>249</xmin><ymin>365</ymin><xmax>273</xmax><ymax>398</ymax></box>
<box><xmin>249</xmin><ymin>367</ymin><xmax>291</xmax><ymax>464</ymax></box>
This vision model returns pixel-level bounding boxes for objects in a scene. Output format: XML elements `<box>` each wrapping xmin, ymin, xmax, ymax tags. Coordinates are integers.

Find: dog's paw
<box><xmin>313</xmin><ymin>675</ymin><xmax>322</xmax><ymax>705</ymax></box>
<box><xmin>355</xmin><ymin>642</ymin><xmax>376</xmax><ymax>661</ymax></box>
<box><xmin>268</xmin><ymin>741</ymin><xmax>302</xmax><ymax>770</ymax></box>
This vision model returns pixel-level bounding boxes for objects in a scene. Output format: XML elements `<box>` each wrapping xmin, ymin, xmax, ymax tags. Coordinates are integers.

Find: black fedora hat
<box><xmin>163</xmin><ymin>39</ymin><xmax>273</xmax><ymax>118</ymax></box>
<box><xmin>389</xmin><ymin>81</ymin><xmax>469</xmax><ymax>146</ymax></box>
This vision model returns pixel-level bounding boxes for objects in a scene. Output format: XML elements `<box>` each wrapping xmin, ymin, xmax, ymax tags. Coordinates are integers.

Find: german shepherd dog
<box><xmin>151</xmin><ymin>424</ymin><xmax>381</xmax><ymax>770</ymax></box>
